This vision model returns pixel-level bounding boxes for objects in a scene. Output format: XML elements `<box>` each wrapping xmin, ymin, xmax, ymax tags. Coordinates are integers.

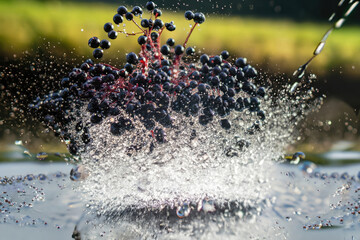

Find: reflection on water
<box><xmin>1</xmin><ymin>153</ymin><xmax>360</xmax><ymax>239</ymax></box>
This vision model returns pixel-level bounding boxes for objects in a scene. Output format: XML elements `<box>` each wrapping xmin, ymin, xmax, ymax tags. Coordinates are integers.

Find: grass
<box><xmin>1</xmin><ymin>0</ymin><xmax>360</xmax><ymax>78</ymax></box>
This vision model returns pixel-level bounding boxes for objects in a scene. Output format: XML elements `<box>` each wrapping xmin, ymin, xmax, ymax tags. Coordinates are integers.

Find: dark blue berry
<box><xmin>165</xmin><ymin>22</ymin><xmax>176</xmax><ymax>31</ymax></box>
<box><xmin>138</xmin><ymin>35</ymin><xmax>147</xmax><ymax>45</ymax></box>
<box><xmin>104</xmin><ymin>22</ymin><xmax>114</xmax><ymax>32</ymax></box>
<box><xmin>117</xmin><ymin>6</ymin><xmax>128</xmax><ymax>15</ymax></box>
<box><xmin>166</xmin><ymin>38</ymin><xmax>175</xmax><ymax>46</ymax></box>
<box><xmin>93</xmin><ymin>49</ymin><xmax>103</xmax><ymax>59</ymax></box>
<box><xmin>221</xmin><ymin>50</ymin><xmax>230</xmax><ymax>60</ymax></box>
<box><xmin>174</xmin><ymin>45</ymin><xmax>184</xmax><ymax>55</ymax></box>
<box><xmin>113</xmin><ymin>14</ymin><xmax>123</xmax><ymax>24</ymax></box>
<box><xmin>257</xmin><ymin>110</ymin><xmax>265</xmax><ymax>120</ymax></box>
<box><xmin>153</xmin><ymin>8</ymin><xmax>162</xmax><ymax>17</ymax></box>
<box><xmin>151</xmin><ymin>32</ymin><xmax>159</xmax><ymax>41</ymax></box>
<box><xmin>185</xmin><ymin>11</ymin><xmax>194</xmax><ymax>20</ymax></box>
<box><xmin>146</xmin><ymin>1</ymin><xmax>156</xmax><ymax>11</ymax></box>
<box><xmin>125</xmin><ymin>12</ymin><xmax>134</xmax><ymax>21</ymax></box>
<box><xmin>108</xmin><ymin>30</ymin><xmax>118</xmax><ymax>39</ymax></box>
<box><xmin>88</xmin><ymin>37</ymin><xmax>100</xmax><ymax>48</ymax></box>
<box><xmin>90</xmin><ymin>113</ymin><xmax>102</xmax><ymax>124</ymax></box>
<box><xmin>100</xmin><ymin>39</ymin><xmax>111</xmax><ymax>49</ymax></box>
<box><xmin>186</xmin><ymin>47</ymin><xmax>195</xmax><ymax>56</ymax></box>
<box><xmin>194</xmin><ymin>12</ymin><xmax>206</xmax><ymax>24</ymax></box>
<box><xmin>153</xmin><ymin>19</ymin><xmax>164</xmax><ymax>30</ymax></box>
<box><xmin>131</xmin><ymin>6</ymin><xmax>143</xmax><ymax>16</ymax></box>
<box><xmin>220</xmin><ymin>119</ymin><xmax>231</xmax><ymax>130</ymax></box>
<box><xmin>200</xmin><ymin>54</ymin><xmax>209</xmax><ymax>64</ymax></box>
<box><xmin>257</xmin><ymin>87</ymin><xmax>266</xmax><ymax>97</ymax></box>
<box><xmin>126</xmin><ymin>52</ymin><xmax>138</xmax><ymax>64</ymax></box>
<box><xmin>161</xmin><ymin>45</ymin><xmax>170</xmax><ymax>55</ymax></box>
<box><xmin>235</xmin><ymin>57</ymin><xmax>247</xmax><ymax>68</ymax></box>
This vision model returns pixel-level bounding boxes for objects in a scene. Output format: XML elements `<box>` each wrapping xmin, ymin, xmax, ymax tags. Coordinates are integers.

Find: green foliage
<box><xmin>1</xmin><ymin>0</ymin><xmax>360</xmax><ymax>77</ymax></box>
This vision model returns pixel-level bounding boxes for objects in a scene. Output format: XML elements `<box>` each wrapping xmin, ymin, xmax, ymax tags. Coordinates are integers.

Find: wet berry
<box><xmin>175</xmin><ymin>45</ymin><xmax>185</xmax><ymax>55</ymax></box>
<box><xmin>92</xmin><ymin>49</ymin><xmax>103</xmax><ymax>59</ymax></box>
<box><xmin>113</xmin><ymin>14</ymin><xmax>123</xmax><ymax>24</ymax></box>
<box><xmin>88</xmin><ymin>37</ymin><xmax>100</xmax><ymax>48</ymax></box>
<box><xmin>108</xmin><ymin>30</ymin><xmax>118</xmax><ymax>40</ymax></box>
<box><xmin>117</xmin><ymin>6</ymin><xmax>127</xmax><ymax>15</ymax></box>
<box><xmin>194</xmin><ymin>12</ymin><xmax>206</xmax><ymax>24</ymax></box>
<box><xmin>141</xmin><ymin>19</ymin><xmax>150</xmax><ymax>28</ymax></box>
<box><xmin>221</xmin><ymin>50</ymin><xmax>230</xmax><ymax>60</ymax></box>
<box><xmin>220</xmin><ymin>119</ymin><xmax>231</xmax><ymax>130</ymax></box>
<box><xmin>131</xmin><ymin>6</ymin><xmax>143</xmax><ymax>16</ymax></box>
<box><xmin>100</xmin><ymin>39</ymin><xmax>111</xmax><ymax>49</ymax></box>
<box><xmin>125</xmin><ymin>12</ymin><xmax>134</xmax><ymax>21</ymax></box>
<box><xmin>146</xmin><ymin>1</ymin><xmax>156</xmax><ymax>11</ymax></box>
<box><xmin>165</xmin><ymin>22</ymin><xmax>176</xmax><ymax>31</ymax></box>
<box><xmin>166</xmin><ymin>38</ymin><xmax>175</xmax><ymax>46</ymax></box>
<box><xmin>185</xmin><ymin>11</ymin><xmax>194</xmax><ymax>20</ymax></box>
<box><xmin>161</xmin><ymin>45</ymin><xmax>170</xmax><ymax>55</ymax></box>
<box><xmin>186</xmin><ymin>47</ymin><xmax>195</xmax><ymax>56</ymax></box>
<box><xmin>104</xmin><ymin>22</ymin><xmax>114</xmax><ymax>33</ymax></box>
<box><xmin>153</xmin><ymin>8</ymin><xmax>162</xmax><ymax>17</ymax></box>
<box><xmin>235</xmin><ymin>57</ymin><xmax>247</xmax><ymax>68</ymax></box>
<box><xmin>138</xmin><ymin>35</ymin><xmax>147</xmax><ymax>45</ymax></box>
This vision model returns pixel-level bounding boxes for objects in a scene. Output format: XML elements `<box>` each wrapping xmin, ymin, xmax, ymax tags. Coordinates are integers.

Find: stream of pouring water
<box><xmin>291</xmin><ymin>0</ymin><xmax>359</xmax><ymax>93</ymax></box>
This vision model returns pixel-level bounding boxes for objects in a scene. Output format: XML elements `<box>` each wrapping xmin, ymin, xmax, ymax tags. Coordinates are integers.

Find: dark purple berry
<box><xmin>200</xmin><ymin>54</ymin><xmax>209</xmax><ymax>64</ymax></box>
<box><xmin>245</xmin><ymin>66</ymin><xmax>258</xmax><ymax>78</ymax></box>
<box><xmin>166</xmin><ymin>38</ymin><xmax>175</xmax><ymax>46</ymax></box>
<box><xmin>117</xmin><ymin>6</ymin><xmax>128</xmax><ymax>15</ymax></box>
<box><xmin>104</xmin><ymin>22</ymin><xmax>114</xmax><ymax>32</ymax></box>
<box><xmin>186</xmin><ymin>47</ymin><xmax>195</xmax><ymax>56</ymax></box>
<box><xmin>153</xmin><ymin>19</ymin><xmax>164</xmax><ymax>29</ymax></box>
<box><xmin>125</xmin><ymin>12</ymin><xmax>134</xmax><ymax>21</ymax></box>
<box><xmin>124</xmin><ymin>63</ymin><xmax>133</xmax><ymax>73</ymax></box>
<box><xmin>174</xmin><ymin>45</ymin><xmax>184</xmax><ymax>55</ymax></box>
<box><xmin>257</xmin><ymin>87</ymin><xmax>266</xmax><ymax>97</ymax></box>
<box><xmin>100</xmin><ymin>39</ymin><xmax>111</xmax><ymax>49</ymax></box>
<box><xmin>153</xmin><ymin>8</ymin><xmax>162</xmax><ymax>17</ymax></box>
<box><xmin>221</xmin><ymin>50</ymin><xmax>230</xmax><ymax>60</ymax></box>
<box><xmin>220</xmin><ymin>119</ymin><xmax>231</xmax><ymax>130</ymax></box>
<box><xmin>108</xmin><ymin>30</ymin><xmax>118</xmax><ymax>39</ymax></box>
<box><xmin>194</xmin><ymin>12</ymin><xmax>206</xmax><ymax>24</ymax></box>
<box><xmin>146</xmin><ymin>1</ymin><xmax>156</xmax><ymax>11</ymax></box>
<box><xmin>185</xmin><ymin>10</ymin><xmax>194</xmax><ymax>20</ymax></box>
<box><xmin>257</xmin><ymin>110</ymin><xmax>265</xmax><ymax>120</ymax></box>
<box><xmin>131</xmin><ymin>6</ymin><xmax>143</xmax><ymax>16</ymax></box>
<box><xmin>88</xmin><ymin>37</ymin><xmax>100</xmax><ymax>48</ymax></box>
<box><xmin>235</xmin><ymin>57</ymin><xmax>247</xmax><ymax>68</ymax></box>
<box><xmin>151</xmin><ymin>32</ymin><xmax>159</xmax><ymax>41</ymax></box>
<box><xmin>138</xmin><ymin>35</ymin><xmax>147</xmax><ymax>45</ymax></box>
<box><xmin>161</xmin><ymin>45</ymin><xmax>170</xmax><ymax>55</ymax></box>
<box><xmin>93</xmin><ymin>49</ymin><xmax>103</xmax><ymax>59</ymax></box>
<box><xmin>141</xmin><ymin>19</ymin><xmax>150</xmax><ymax>28</ymax></box>
<box><xmin>126</xmin><ymin>52</ymin><xmax>138</xmax><ymax>64</ymax></box>
<box><xmin>165</xmin><ymin>22</ymin><xmax>176</xmax><ymax>31</ymax></box>
<box><xmin>113</xmin><ymin>14</ymin><xmax>123</xmax><ymax>24</ymax></box>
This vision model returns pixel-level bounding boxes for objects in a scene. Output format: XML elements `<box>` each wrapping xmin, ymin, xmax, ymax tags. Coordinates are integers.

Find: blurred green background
<box><xmin>0</xmin><ymin>0</ymin><xmax>360</xmax><ymax>155</ymax></box>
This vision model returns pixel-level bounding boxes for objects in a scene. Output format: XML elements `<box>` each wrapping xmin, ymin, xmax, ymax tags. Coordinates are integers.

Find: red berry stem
<box><xmin>183</xmin><ymin>23</ymin><xmax>198</xmax><ymax>48</ymax></box>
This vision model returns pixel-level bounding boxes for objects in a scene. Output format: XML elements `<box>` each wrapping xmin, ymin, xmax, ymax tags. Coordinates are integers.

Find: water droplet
<box><xmin>176</xmin><ymin>203</ymin><xmax>191</xmax><ymax>218</ymax></box>
<box><xmin>70</xmin><ymin>165</ymin><xmax>87</xmax><ymax>181</ymax></box>
<box><xmin>299</xmin><ymin>161</ymin><xmax>317</xmax><ymax>174</ymax></box>
<box><xmin>14</xmin><ymin>140</ymin><xmax>23</xmax><ymax>146</ymax></box>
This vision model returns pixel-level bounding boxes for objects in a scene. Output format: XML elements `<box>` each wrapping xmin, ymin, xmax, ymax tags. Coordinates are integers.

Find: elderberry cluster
<box><xmin>30</xmin><ymin>1</ymin><xmax>267</xmax><ymax>155</ymax></box>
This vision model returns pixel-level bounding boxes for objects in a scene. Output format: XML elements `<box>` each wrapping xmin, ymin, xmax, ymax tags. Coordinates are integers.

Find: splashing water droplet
<box><xmin>70</xmin><ymin>165</ymin><xmax>87</xmax><ymax>181</ymax></box>
<box><xmin>176</xmin><ymin>203</ymin><xmax>191</xmax><ymax>218</ymax></box>
<box><xmin>299</xmin><ymin>161</ymin><xmax>317</xmax><ymax>174</ymax></box>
